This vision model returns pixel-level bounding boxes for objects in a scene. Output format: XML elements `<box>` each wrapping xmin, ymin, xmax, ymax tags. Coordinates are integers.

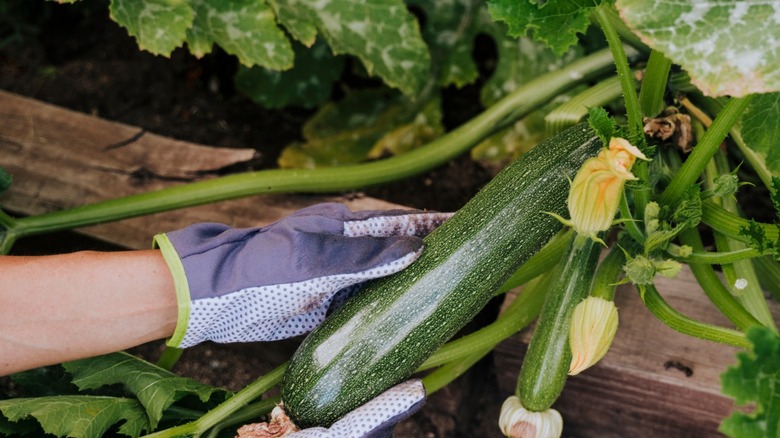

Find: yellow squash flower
<box><xmin>568</xmin><ymin>296</ymin><xmax>619</xmax><ymax>376</ymax></box>
<box><xmin>566</xmin><ymin>137</ymin><xmax>647</xmax><ymax>240</ymax></box>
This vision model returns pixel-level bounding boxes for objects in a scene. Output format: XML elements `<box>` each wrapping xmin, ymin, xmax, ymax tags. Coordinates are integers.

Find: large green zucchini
<box><xmin>281</xmin><ymin>124</ymin><xmax>602</xmax><ymax>428</ymax></box>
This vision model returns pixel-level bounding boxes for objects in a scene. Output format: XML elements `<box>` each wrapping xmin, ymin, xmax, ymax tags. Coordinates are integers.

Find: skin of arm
<box><xmin>0</xmin><ymin>250</ymin><xmax>177</xmax><ymax>376</ymax></box>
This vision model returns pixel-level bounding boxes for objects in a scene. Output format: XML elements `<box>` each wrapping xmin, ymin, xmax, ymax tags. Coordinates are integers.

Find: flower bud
<box><xmin>568</xmin><ymin>296</ymin><xmax>619</xmax><ymax>376</ymax></box>
<box><xmin>499</xmin><ymin>396</ymin><xmax>563</xmax><ymax>438</ymax></box>
<box><xmin>567</xmin><ymin>137</ymin><xmax>647</xmax><ymax>239</ymax></box>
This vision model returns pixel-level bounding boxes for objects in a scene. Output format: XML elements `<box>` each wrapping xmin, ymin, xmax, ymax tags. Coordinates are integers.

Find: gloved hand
<box><xmin>236</xmin><ymin>379</ymin><xmax>426</xmax><ymax>438</ymax></box>
<box><xmin>154</xmin><ymin>203</ymin><xmax>451</xmax><ymax>348</ymax></box>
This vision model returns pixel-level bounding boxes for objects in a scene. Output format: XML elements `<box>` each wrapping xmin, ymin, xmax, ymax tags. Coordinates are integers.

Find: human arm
<box><xmin>0</xmin><ymin>249</ymin><xmax>177</xmax><ymax>376</ymax></box>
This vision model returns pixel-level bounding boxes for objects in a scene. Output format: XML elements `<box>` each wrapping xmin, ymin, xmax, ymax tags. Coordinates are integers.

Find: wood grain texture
<box><xmin>0</xmin><ymin>90</ymin><xmax>403</xmax><ymax>249</ymax></box>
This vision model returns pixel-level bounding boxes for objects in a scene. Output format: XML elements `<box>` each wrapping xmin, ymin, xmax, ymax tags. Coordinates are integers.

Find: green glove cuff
<box><xmin>153</xmin><ymin>233</ymin><xmax>192</xmax><ymax>348</ymax></box>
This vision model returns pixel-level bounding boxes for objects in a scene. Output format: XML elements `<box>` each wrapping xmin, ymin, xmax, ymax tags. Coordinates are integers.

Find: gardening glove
<box><xmin>154</xmin><ymin>202</ymin><xmax>452</xmax><ymax>348</ymax></box>
<box><xmin>236</xmin><ymin>379</ymin><xmax>426</xmax><ymax>438</ymax></box>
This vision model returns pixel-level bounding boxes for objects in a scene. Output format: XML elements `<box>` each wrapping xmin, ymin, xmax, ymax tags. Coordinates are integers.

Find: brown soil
<box><xmin>0</xmin><ymin>3</ymin><xmax>503</xmax><ymax>437</ymax></box>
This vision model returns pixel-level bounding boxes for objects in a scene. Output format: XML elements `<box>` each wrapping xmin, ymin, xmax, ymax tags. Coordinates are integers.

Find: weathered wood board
<box><xmin>0</xmin><ymin>90</ymin><xmax>402</xmax><ymax>249</ymax></box>
<box><xmin>0</xmin><ymin>90</ymin><xmax>770</xmax><ymax>437</ymax></box>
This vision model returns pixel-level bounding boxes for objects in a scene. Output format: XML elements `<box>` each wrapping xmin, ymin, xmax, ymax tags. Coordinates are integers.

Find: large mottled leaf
<box><xmin>186</xmin><ymin>0</ymin><xmax>293</xmax><ymax>69</ymax></box>
<box><xmin>740</xmin><ymin>92</ymin><xmax>780</xmax><ymax>176</ymax></box>
<box><xmin>0</xmin><ymin>396</ymin><xmax>148</xmax><ymax>438</ymax></box>
<box><xmin>278</xmin><ymin>89</ymin><xmax>442</xmax><ymax>168</ymax></box>
<box><xmin>62</xmin><ymin>352</ymin><xmax>226</xmax><ymax>429</ymax></box>
<box><xmin>266</xmin><ymin>0</ymin><xmax>318</xmax><ymax>47</ymax></box>
<box><xmin>720</xmin><ymin>327</ymin><xmax>780</xmax><ymax>437</ymax></box>
<box><xmin>109</xmin><ymin>0</ymin><xmax>194</xmax><ymax>56</ymax></box>
<box><xmin>409</xmin><ymin>0</ymin><xmax>484</xmax><ymax>88</ymax></box>
<box><xmin>236</xmin><ymin>39</ymin><xmax>345</xmax><ymax>109</ymax></box>
<box><xmin>480</xmin><ymin>30</ymin><xmax>581</xmax><ymax>107</ymax></box>
<box><xmin>276</xmin><ymin>0</ymin><xmax>431</xmax><ymax>96</ymax></box>
<box><xmin>487</xmin><ymin>0</ymin><xmax>600</xmax><ymax>56</ymax></box>
<box><xmin>616</xmin><ymin>0</ymin><xmax>780</xmax><ymax>96</ymax></box>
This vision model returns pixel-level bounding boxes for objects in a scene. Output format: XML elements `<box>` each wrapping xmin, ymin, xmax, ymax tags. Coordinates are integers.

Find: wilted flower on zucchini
<box><xmin>499</xmin><ymin>396</ymin><xmax>563</xmax><ymax>438</ymax></box>
<box><xmin>562</xmin><ymin>137</ymin><xmax>647</xmax><ymax>241</ymax></box>
<box><xmin>568</xmin><ymin>296</ymin><xmax>619</xmax><ymax>376</ymax></box>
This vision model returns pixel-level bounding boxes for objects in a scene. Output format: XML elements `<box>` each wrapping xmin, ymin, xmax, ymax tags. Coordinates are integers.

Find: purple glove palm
<box><xmin>155</xmin><ymin>203</ymin><xmax>451</xmax><ymax>348</ymax></box>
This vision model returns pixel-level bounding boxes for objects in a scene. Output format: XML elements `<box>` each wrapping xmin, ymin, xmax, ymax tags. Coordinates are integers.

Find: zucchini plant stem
<box><xmin>4</xmin><ymin>49</ymin><xmax>619</xmax><ymax>245</ymax></box>
<box><xmin>702</xmin><ymin>201</ymin><xmax>779</xmax><ymax>242</ymax></box>
<box><xmin>678</xmin><ymin>228</ymin><xmax>762</xmax><ymax>331</ymax></box>
<box><xmin>659</xmin><ymin>95</ymin><xmax>754</xmax><ymax>206</ymax></box>
<box><xmin>204</xmin><ymin>397</ymin><xmax>280</xmax><ymax>438</ymax></box>
<box><xmin>638</xmin><ymin>50</ymin><xmax>672</xmax><ymax>118</ymax></box>
<box><xmin>638</xmin><ymin>284</ymin><xmax>750</xmax><ymax>348</ymax></box>
<box><xmin>590</xmin><ymin>244</ymin><xmax>626</xmax><ymax>301</ymax></box>
<box><xmin>677</xmin><ymin>247</ymin><xmax>761</xmax><ymax>264</ymax></box>
<box><xmin>141</xmin><ymin>363</ymin><xmax>287</xmax><ymax>438</ymax></box>
<box><xmin>422</xmin><ymin>345</ymin><xmax>494</xmax><ymax>394</ymax></box>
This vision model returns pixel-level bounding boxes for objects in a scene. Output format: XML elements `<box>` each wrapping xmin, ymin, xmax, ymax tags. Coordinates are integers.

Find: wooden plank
<box><xmin>0</xmin><ymin>90</ymin><xmax>403</xmax><ymax>249</ymax></box>
<box><xmin>494</xmin><ymin>261</ymin><xmax>768</xmax><ymax>437</ymax></box>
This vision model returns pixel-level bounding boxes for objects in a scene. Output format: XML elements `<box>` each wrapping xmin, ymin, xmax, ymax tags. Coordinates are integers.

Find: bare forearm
<box><xmin>0</xmin><ymin>250</ymin><xmax>177</xmax><ymax>376</ymax></box>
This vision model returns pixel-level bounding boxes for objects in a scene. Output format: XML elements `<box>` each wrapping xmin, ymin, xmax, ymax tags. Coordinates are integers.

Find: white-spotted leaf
<box><xmin>109</xmin><ymin>0</ymin><xmax>194</xmax><ymax>56</ymax></box>
<box><xmin>616</xmin><ymin>0</ymin><xmax>780</xmax><ymax>96</ymax></box>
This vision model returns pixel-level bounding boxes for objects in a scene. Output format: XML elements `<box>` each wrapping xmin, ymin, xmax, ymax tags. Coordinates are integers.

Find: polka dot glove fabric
<box><xmin>289</xmin><ymin>379</ymin><xmax>426</xmax><ymax>438</ymax></box>
<box><xmin>154</xmin><ymin>203</ymin><xmax>452</xmax><ymax>348</ymax></box>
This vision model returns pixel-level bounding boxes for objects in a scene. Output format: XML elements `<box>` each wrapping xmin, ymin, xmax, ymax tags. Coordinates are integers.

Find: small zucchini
<box><xmin>281</xmin><ymin>124</ymin><xmax>602</xmax><ymax>428</ymax></box>
<box><xmin>516</xmin><ymin>233</ymin><xmax>601</xmax><ymax>412</ymax></box>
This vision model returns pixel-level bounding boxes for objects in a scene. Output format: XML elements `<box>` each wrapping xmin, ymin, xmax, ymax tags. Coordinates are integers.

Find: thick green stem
<box><xmin>708</xmin><ymin>151</ymin><xmax>775</xmax><ymax>330</ymax></box>
<box><xmin>6</xmin><ymin>50</ymin><xmax>618</xmax><ymax>243</ymax></box>
<box><xmin>702</xmin><ymin>201</ymin><xmax>779</xmax><ymax>242</ymax></box>
<box><xmin>660</xmin><ymin>95</ymin><xmax>754</xmax><ymax>206</ymax></box>
<box><xmin>753</xmin><ymin>256</ymin><xmax>780</xmax><ymax>302</ymax></box>
<box><xmin>678</xmin><ymin>228</ymin><xmax>762</xmax><ymax>331</ymax></box>
<box><xmin>638</xmin><ymin>284</ymin><xmax>750</xmax><ymax>348</ymax></box>
<box><xmin>142</xmin><ymin>363</ymin><xmax>286</xmax><ymax>438</ymax></box>
<box><xmin>594</xmin><ymin>3</ymin><xmax>643</xmax><ymax>141</ymax></box>
<box><xmin>619</xmin><ymin>189</ymin><xmax>646</xmax><ymax>244</ymax></box>
<box><xmin>677</xmin><ymin>247</ymin><xmax>761</xmax><ymax>264</ymax></box>
<box><xmin>590</xmin><ymin>244</ymin><xmax>626</xmax><ymax>301</ymax></box>
<box><xmin>638</xmin><ymin>50</ymin><xmax>672</xmax><ymax>118</ymax></box>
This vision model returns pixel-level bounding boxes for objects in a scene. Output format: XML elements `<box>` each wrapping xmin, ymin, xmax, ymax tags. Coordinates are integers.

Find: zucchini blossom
<box><xmin>566</xmin><ymin>137</ymin><xmax>646</xmax><ymax>240</ymax></box>
<box><xmin>499</xmin><ymin>396</ymin><xmax>563</xmax><ymax>438</ymax></box>
<box><xmin>568</xmin><ymin>296</ymin><xmax>619</xmax><ymax>376</ymax></box>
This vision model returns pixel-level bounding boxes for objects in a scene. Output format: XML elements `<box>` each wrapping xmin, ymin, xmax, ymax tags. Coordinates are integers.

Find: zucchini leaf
<box><xmin>270</xmin><ymin>0</ymin><xmax>431</xmax><ymax>97</ymax></box>
<box><xmin>278</xmin><ymin>89</ymin><xmax>443</xmax><ymax>168</ymax></box>
<box><xmin>0</xmin><ymin>396</ymin><xmax>149</xmax><ymax>438</ymax></box>
<box><xmin>185</xmin><ymin>0</ymin><xmax>294</xmax><ymax>70</ymax></box>
<box><xmin>109</xmin><ymin>0</ymin><xmax>194</xmax><ymax>57</ymax></box>
<box><xmin>235</xmin><ymin>39</ymin><xmax>345</xmax><ymax>109</ymax></box>
<box><xmin>62</xmin><ymin>352</ymin><xmax>227</xmax><ymax>429</ymax></box>
<box><xmin>740</xmin><ymin>93</ymin><xmax>780</xmax><ymax>177</ymax></box>
<box><xmin>720</xmin><ymin>327</ymin><xmax>780</xmax><ymax>438</ymax></box>
<box><xmin>616</xmin><ymin>0</ymin><xmax>780</xmax><ymax>97</ymax></box>
<box><xmin>486</xmin><ymin>0</ymin><xmax>601</xmax><ymax>56</ymax></box>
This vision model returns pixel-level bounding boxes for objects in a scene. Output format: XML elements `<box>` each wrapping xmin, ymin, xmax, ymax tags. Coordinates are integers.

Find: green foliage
<box><xmin>235</xmin><ymin>39</ymin><xmax>344</xmax><ymax>109</ymax></box>
<box><xmin>720</xmin><ymin>327</ymin><xmax>780</xmax><ymax>437</ymax></box>
<box><xmin>63</xmin><ymin>352</ymin><xmax>227</xmax><ymax>429</ymax></box>
<box><xmin>740</xmin><ymin>93</ymin><xmax>780</xmax><ymax>176</ymax></box>
<box><xmin>0</xmin><ymin>354</ymin><xmax>229</xmax><ymax>437</ymax></box>
<box><xmin>0</xmin><ymin>396</ymin><xmax>149</xmax><ymax>438</ymax></box>
<box><xmin>0</xmin><ymin>168</ymin><xmax>11</xmax><ymax>195</ymax></box>
<box><xmin>616</xmin><ymin>0</ymin><xmax>780</xmax><ymax>97</ymax></box>
<box><xmin>486</xmin><ymin>0</ymin><xmax>601</xmax><ymax>56</ymax></box>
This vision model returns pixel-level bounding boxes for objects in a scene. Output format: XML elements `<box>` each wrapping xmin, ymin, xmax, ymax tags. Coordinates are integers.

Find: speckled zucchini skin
<box><xmin>281</xmin><ymin>124</ymin><xmax>602</xmax><ymax>428</ymax></box>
